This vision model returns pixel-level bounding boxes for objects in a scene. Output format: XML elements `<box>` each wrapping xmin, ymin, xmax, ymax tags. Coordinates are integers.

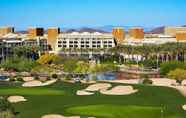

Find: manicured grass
<box><xmin>0</xmin><ymin>87</ymin><xmax>64</xmax><ymax>96</ymax></box>
<box><xmin>66</xmin><ymin>105</ymin><xmax>162</xmax><ymax>118</ymax></box>
<box><xmin>0</xmin><ymin>82</ymin><xmax>186</xmax><ymax>118</ymax></box>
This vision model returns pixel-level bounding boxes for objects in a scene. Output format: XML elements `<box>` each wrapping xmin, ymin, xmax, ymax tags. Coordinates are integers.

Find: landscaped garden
<box><xmin>0</xmin><ymin>81</ymin><xmax>186</xmax><ymax>118</ymax></box>
<box><xmin>0</xmin><ymin>43</ymin><xmax>186</xmax><ymax>118</ymax></box>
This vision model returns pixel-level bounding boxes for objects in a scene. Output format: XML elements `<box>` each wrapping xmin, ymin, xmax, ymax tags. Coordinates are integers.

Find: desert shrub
<box><xmin>64</xmin><ymin>76</ymin><xmax>72</xmax><ymax>81</ymax></box>
<box><xmin>168</xmin><ymin>68</ymin><xmax>186</xmax><ymax>85</ymax></box>
<box><xmin>0</xmin><ymin>98</ymin><xmax>15</xmax><ymax>118</ymax></box>
<box><xmin>160</xmin><ymin>61</ymin><xmax>186</xmax><ymax>76</ymax></box>
<box><xmin>9</xmin><ymin>77</ymin><xmax>16</xmax><ymax>82</ymax></box>
<box><xmin>51</xmin><ymin>74</ymin><xmax>58</xmax><ymax>79</ymax></box>
<box><xmin>142</xmin><ymin>79</ymin><xmax>153</xmax><ymax>85</ymax></box>
<box><xmin>37</xmin><ymin>53</ymin><xmax>62</xmax><ymax>65</ymax></box>
<box><xmin>0</xmin><ymin>57</ymin><xmax>37</xmax><ymax>72</ymax></box>
<box><xmin>16</xmin><ymin>77</ymin><xmax>23</xmax><ymax>82</ymax></box>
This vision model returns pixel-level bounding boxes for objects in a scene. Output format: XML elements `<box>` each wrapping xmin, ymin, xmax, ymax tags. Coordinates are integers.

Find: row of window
<box><xmin>60</xmin><ymin>38</ymin><xmax>112</xmax><ymax>40</ymax></box>
<box><xmin>58</xmin><ymin>41</ymin><xmax>113</xmax><ymax>44</ymax></box>
<box><xmin>58</xmin><ymin>45</ymin><xmax>113</xmax><ymax>48</ymax></box>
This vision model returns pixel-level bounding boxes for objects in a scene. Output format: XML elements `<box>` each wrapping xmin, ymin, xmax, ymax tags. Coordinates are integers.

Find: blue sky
<box><xmin>0</xmin><ymin>0</ymin><xmax>186</xmax><ymax>30</ymax></box>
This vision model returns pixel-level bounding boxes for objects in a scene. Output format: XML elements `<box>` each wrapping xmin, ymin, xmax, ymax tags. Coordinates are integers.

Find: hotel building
<box><xmin>112</xmin><ymin>28</ymin><xmax>125</xmax><ymax>44</ymax></box>
<box><xmin>164</xmin><ymin>27</ymin><xmax>186</xmax><ymax>36</ymax></box>
<box><xmin>0</xmin><ymin>27</ymin><xmax>14</xmax><ymax>36</ymax></box>
<box><xmin>48</xmin><ymin>27</ymin><xmax>60</xmax><ymax>50</ymax></box>
<box><xmin>56</xmin><ymin>32</ymin><xmax>116</xmax><ymax>51</ymax></box>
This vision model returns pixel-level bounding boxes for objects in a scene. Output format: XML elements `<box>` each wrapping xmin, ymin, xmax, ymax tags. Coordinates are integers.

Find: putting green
<box><xmin>66</xmin><ymin>105</ymin><xmax>163</xmax><ymax>118</ymax></box>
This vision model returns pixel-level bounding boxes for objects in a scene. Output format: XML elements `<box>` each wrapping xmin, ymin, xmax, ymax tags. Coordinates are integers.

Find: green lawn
<box><xmin>66</xmin><ymin>105</ymin><xmax>162</xmax><ymax>118</ymax></box>
<box><xmin>0</xmin><ymin>81</ymin><xmax>186</xmax><ymax>118</ymax></box>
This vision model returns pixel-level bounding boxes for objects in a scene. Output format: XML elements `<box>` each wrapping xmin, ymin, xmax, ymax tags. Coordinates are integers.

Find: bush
<box><xmin>64</xmin><ymin>76</ymin><xmax>72</xmax><ymax>81</ymax></box>
<box><xmin>168</xmin><ymin>68</ymin><xmax>186</xmax><ymax>85</ymax></box>
<box><xmin>16</xmin><ymin>77</ymin><xmax>23</xmax><ymax>82</ymax></box>
<box><xmin>0</xmin><ymin>98</ymin><xmax>14</xmax><ymax>112</ymax></box>
<box><xmin>9</xmin><ymin>77</ymin><xmax>16</xmax><ymax>82</ymax></box>
<box><xmin>142</xmin><ymin>79</ymin><xmax>153</xmax><ymax>85</ymax></box>
<box><xmin>34</xmin><ymin>76</ymin><xmax>40</xmax><ymax>80</ymax></box>
<box><xmin>51</xmin><ymin>74</ymin><xmax>58</xmax><ymax>79</ymax></box>
<box><xmin>160</xmin><ymin>61</ymin><xmax>186</xmax><ymax>76</ymax></box>
<box><xmin>0</xmin><ymin>98</ymin><xmax>15</xmax><ymax>118</ymax></box>
<box><xmin>37</xmin><ymin>53</ymin><xmax>62</xmax><ymax>65</ymax></box>
<box><xmin>139</xmin><ymin>60</ymin><xmax>157</xmax><ymax>68</ymax></box>
<box><xmin>0</xmin><ymin>57</ymin><xmax>38</xmax><ymax>72</ymax></box>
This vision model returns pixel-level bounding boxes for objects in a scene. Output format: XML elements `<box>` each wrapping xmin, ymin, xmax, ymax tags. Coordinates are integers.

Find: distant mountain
<box><xmin>79</xmin><ymin>27</ymin><xmax>107</xmax><ymax>33</ymax></box>
<box><xmin>148</xmin><ymin>26</ymin><xmax>165</xmax><ymax>34</ymax></box>
<box><xmin>16</xmin><ymin>30</ymin><xmax>27</xmax><ymax>34</ymax></box>
<box><xmin>65</xmin><ymin>29</ymin><xmax>77</xmax><ymax>33</ymax></box>
<box><xmin>63</xmin><ymin>27</ymin><xmax>107</xmax><ymax>33</ymax></box>
<box><xmin>94</xmin><ymin>25</ymin><xmax>154</xmax><ymax>32</ymax></box>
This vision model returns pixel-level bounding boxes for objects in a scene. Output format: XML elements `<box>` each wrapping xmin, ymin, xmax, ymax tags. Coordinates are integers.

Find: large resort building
<box><xmin>56</xmin><ymin>32</ymin><xmax>115</xmax><ymax>50</ymax></box>
<box><xmin>0</xmin><ymin>26</ymin><xmax>186</xmax><ymax>59</ymax></box>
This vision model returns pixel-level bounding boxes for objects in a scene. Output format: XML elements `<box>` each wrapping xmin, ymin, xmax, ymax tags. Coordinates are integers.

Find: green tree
<box><xmin>36</xmin><ymin>53</ymin><xmax>62</xmax><ymax>65</ymax></box>
<box><xmin>160</xmin><ymin>61</ymin><xmax>186</xmax><ymax>76</ymax></box>
<box><xmin>63</xmin><ymin>59</ymin><xmax>78</xmax><ymax>73</ymax></box>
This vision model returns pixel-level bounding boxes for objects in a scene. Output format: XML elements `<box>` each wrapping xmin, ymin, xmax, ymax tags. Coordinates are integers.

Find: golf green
<box><xmin>0</xmin><ymin>81</ymin><xmax>186</xmax><ymax>118</ymax></box>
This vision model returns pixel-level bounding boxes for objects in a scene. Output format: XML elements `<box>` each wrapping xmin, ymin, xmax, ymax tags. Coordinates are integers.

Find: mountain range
<box><xmin>16</xmin><ymin>25</ymin><xmax>186</xmax><ymax>34</ymax></box>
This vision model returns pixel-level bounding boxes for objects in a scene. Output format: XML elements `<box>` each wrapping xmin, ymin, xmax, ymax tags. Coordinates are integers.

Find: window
<box><xmin>70</xmin><ymin>45</ymin><xmax>73</xmax><ymax>48</ymax></box>
<box><xmin>58</xmin><ymin>45</ymin><xmax>62</xmax><ymax>47</ymax></box>
<box><xmin>104</xmin><ymin>45</ymin><xmax>107</xmax><ymax>48</ymax></box>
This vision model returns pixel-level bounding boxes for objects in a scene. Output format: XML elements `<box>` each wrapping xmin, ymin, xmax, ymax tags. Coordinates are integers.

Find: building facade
<box><xmin>112</xmin><ymin>28</ymin><xmax>125</xmax><ymax>44</ymax></box>
<box><xmin>0</xmin><ymin>27</ymin><xmax>14</xmax><ymax>36</ymax></box>
<box><xmin>129</xmin><ymin>27</ymin><xmax>144</xmax><ymax>39</ymax></box>
<box><xmin>164</xmin><ymin>27</ymin><xmax>186</xmax><ymax>36</ymax></box>
<box><xmin>28</xmin><ymin>27</ymin><xmax>44</xmax><ymax>39</ymax></box>
<box><xmin>48</xmin><ymin>27</ymin><xmax>60</xmax><ymax>50</ymax></box>
<box><xmin>56</xmin><ymin>32</ymin><xmax>116</xmax><ymax>52</ymax></box>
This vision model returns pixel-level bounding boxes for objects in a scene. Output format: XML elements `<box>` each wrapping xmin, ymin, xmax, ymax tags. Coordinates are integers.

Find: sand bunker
<box><xmin>100</xmin><ymin>86</ymin><xmax>138</xmax><ymax>95</ymax></box>
<box><xmin>151</xmin><ymin>78</ymin><xmax>176</xmax><ymax>86</ymax></box>
<box><xmin>85</xmin><ymin>83</ymin><xmax>112</xmax><ymax>92</ymax></box>
<box><xmin>22</xmin><ymin>79</ymin><xmax>57</xmax><ymax>87</ymax></box>
<box><xmin>106</xmin><ymin>79</ymin><xmax>140</xmax><ymax>84</ymax></box>
<box><xmin>42</xmin><ymin>114</ymin><xmax>95</xmax><ymax>118</ymax></box>
<box><xmin>7</xmin><ymin>96</ymin><xmax>27</xmax><ymax>103</ymax></box>
<box><xmin>80</xmin><ymin>80</ymin><xmax>96</xmax><ymax>84</ymax></box>
<box><xmin>76</xmin><ymin>90</ymin><xmax>94</xmax><ymax>96</ymax></box>
<box><xmin>22</xmin><ymin>80</ymin><xmax>42</xmax><ymax>87</ymax></box>
<box><xmin>42</xmin><ymin>79</ymin><xmax>57</xmax><ymax>86</ymax></box>
<box><xmin>182</xmin><ymin>105</ymin><xmax>186</xmax><ymax>110</ymax></box>
<box><xmin>23</xmin><ymin>77</ymin><xmax>34</xmax><ymax>82</ymax></box>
